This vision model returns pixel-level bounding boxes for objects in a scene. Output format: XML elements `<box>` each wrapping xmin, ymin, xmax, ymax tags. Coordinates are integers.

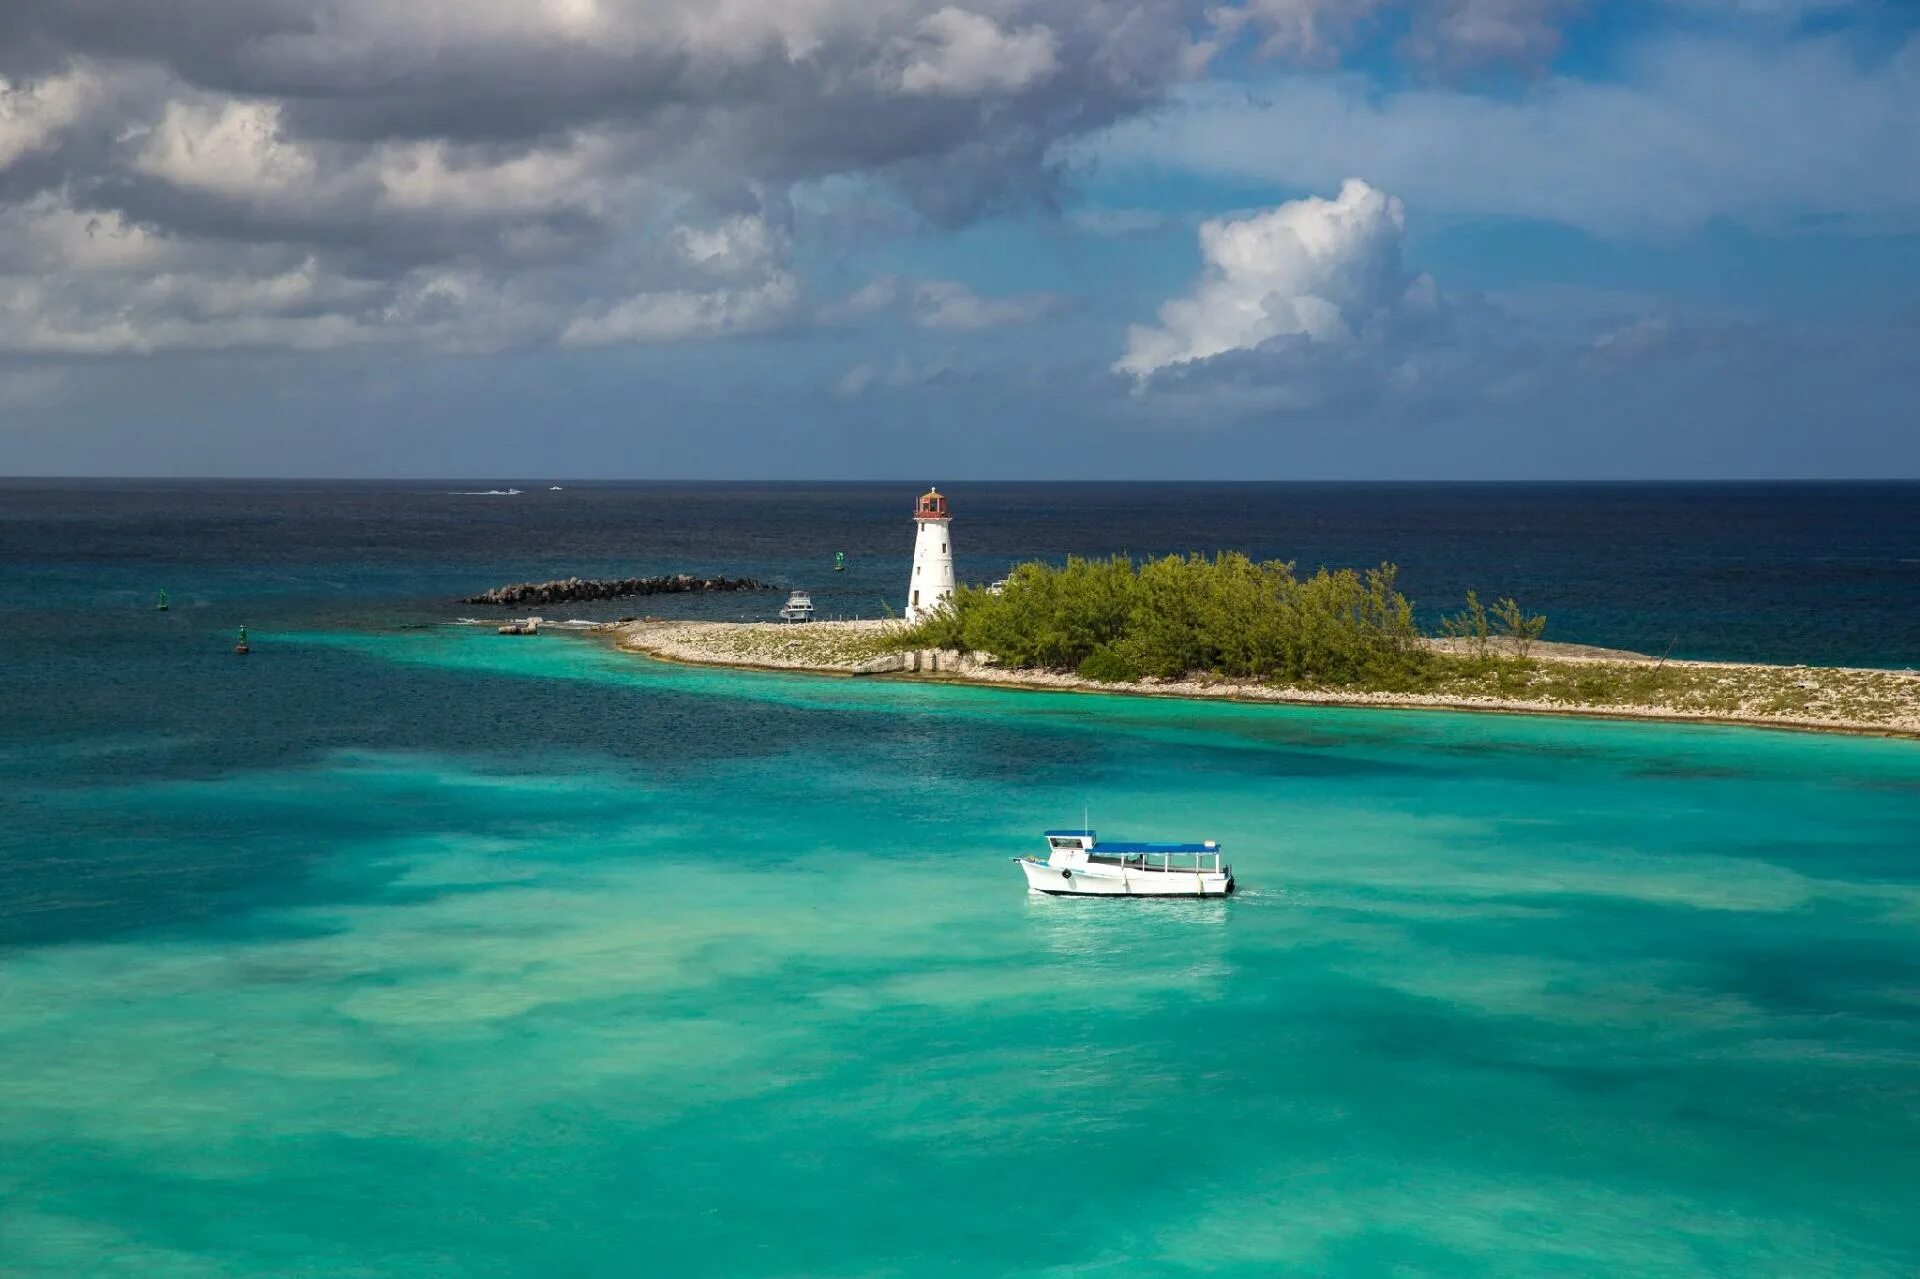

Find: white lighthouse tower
<box><xmin>906</xmin><ymin>487</ymin><xmax>956</xmax><ymax>622</ymax></box>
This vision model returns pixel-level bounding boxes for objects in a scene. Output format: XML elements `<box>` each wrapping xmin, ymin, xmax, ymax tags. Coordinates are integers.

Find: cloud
<box><xmin>0</xmin><ymin>68</ymin><xmax>96</xmax><ymax>171</ymax></box>
<box><xmin>1671</xmin><ymin>0</ymin><xmax>1865</xmax><ymax>18</ymax></box>
<box><xmin>1069</xmin><ymin>206</ymin><xmax>1177</xmax><ymax>235</ymax></box>
<box><xmin>1222</xmin><ymin>0</ymin><xmax>1582</xmax><ymax>72</ymax></box>
<box><xmin>0</xmin><ymin>0</ymin><xmax>1906</xmax><ymax>386</ymax></box>
<box><xmin>832</xmin><ymin>352</ymin><xmax>967</xmax><ymax>397</ymax></box>
<box><xmin>560</xmin><ymin>275</ymin><xmax>800</xmax><ymax>346</ymax></box>
<box><xmin>1117</xmin><ymin>178</ymin><xmax>1435</xmax><ymax>379</ymax></box>
<box><xmin>1107</xmin><ymin>180</ymin><xmax>1788</xmax><ymax>420</ymax></box>
<box><xmin>1578</xmin><ymin>311</ymin><xmax>1761</xmax><ymax>372</ymax></box>
<box><xmin>134</xmin><ymin>98</ymin><xmax>316</xmax><ymax>203</ymax></box>
<box><xmin>1398</xmin><ymin>0</ymin><xmax>1582</xmax><ymax>71</ymax></box>
<box><xmin>828</xmin><ymin>275</ymin><xmax>1070</xmax><ymax>330</ymax></box>
<box><xmin>1086</xmin><ymin>30</ymin><xmax>1920</xmax><ymax>237</ymax></box>
<box><xmin>0</xmin><ymin>1</ymin><xmax>1214</xmax><ymax>357</ymax></box>
<box><xmin>1585</xmin><ymin>314</ymin><xmax>1680</xmax><ymax>369</ymax></box>
<box><xmin>556</xmin><ymin>211</ymin><xmax>801</xmax><ymax>345</ymax></box>
<box><xmin>896</xmin><ymin>8</ymin><xmax>1061</xmax><ymax>95</ymax></box>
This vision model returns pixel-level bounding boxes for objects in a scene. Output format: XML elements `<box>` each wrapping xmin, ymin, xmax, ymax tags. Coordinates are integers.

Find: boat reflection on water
<box><xmin>1024</xmin><ymin>888</ymin><xmax>1235</xmax><ymax>985</ymax></box>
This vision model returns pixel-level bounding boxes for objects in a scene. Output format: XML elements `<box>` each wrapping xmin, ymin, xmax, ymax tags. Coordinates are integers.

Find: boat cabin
<box><xmin>1040</xmin><ymin>829</ymin><xmax>1225</xmax><ymax>874</ymax></box>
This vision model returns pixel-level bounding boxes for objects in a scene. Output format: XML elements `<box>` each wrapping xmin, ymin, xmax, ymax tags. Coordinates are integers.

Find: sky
<box><xmin>0</xmin><ymin>0</ymin><xmax>1916</xmax><ymax>479</ymax></box>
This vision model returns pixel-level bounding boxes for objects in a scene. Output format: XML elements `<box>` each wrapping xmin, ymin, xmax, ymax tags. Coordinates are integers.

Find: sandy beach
<box><xmin>612</xmin><ymin>619</ymin><xmax>1920</xmax><ymax>738</ymax></box>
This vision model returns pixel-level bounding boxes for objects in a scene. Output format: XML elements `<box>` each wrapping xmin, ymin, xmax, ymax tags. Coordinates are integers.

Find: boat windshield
<box><xmin>1104</xmin><ymin>849</ymin><xmax>1222</xmax><ymax>871</ymax></box>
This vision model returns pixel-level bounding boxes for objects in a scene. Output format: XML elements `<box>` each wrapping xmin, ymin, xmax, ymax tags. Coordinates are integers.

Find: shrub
<box><xmin>1439</xmin><ymin>591</ymin><xmax>1491</xmax><ymax>658</ymax></box>
<box><xmin>1491</xmin><ymin>596</ymin><xmax>1547</xmax><ymax>658</ymax></box>
<box><xmin>1077</xmin><ymin>643</ymin><xmax>1143</xmax><ymax>683</ymax></box>
<box><xmin>894</xmin><ymin>552</ymin><xmax>1449</xmax><ymax>689</ymax></box>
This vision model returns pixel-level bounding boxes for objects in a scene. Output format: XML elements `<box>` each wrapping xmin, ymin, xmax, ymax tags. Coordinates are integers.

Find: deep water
<box><xmin>2</xmin><ymin>481</ymin><xmax>1919</xmax><ymax>1276</ymax></box>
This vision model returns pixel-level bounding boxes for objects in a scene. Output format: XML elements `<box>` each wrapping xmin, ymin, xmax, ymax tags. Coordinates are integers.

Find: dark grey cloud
<box><xmin>0</xmin><ymin>0</ymin><xmax>1229</xmax><ymax>355</ymax></box>
<box><xmin>0</xmin><ymin>0</ymin><xmax>1642</xmax><ymax>361</ymax></box>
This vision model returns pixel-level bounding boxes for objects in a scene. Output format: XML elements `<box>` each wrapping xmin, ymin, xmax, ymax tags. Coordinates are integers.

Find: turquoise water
<box><xmin>4</xmin><ymin>626</ymin><xmax>1919</xmax><ymax>1276</ymax></box>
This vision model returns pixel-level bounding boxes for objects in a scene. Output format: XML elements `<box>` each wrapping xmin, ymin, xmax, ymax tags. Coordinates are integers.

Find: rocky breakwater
<box><xmin>461</xmin><ymin>574</ymin><xmax>772</xmax><ymax>608</ymax></box>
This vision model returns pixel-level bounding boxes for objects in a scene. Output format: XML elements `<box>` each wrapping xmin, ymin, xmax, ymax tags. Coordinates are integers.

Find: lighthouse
<box><xmin>906</xmin><ymin>487</ymin><xmax>955</xmax><ymax>622</ymax></box>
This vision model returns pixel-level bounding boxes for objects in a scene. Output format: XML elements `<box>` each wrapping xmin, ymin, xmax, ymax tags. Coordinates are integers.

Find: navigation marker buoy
<box><xmin>156</xmin><ymin>589</ymin><xmax>169</xmax><ymax>611</ymax></box>
<box><xmin>234</xmin><ymin>625</ymin><xmax>250</xmax><ymax>656</ymax></box>
<box><xmin>835</xmin><ymin>552</ymin><xmax>846</xmax><ymax>572</ymax></box>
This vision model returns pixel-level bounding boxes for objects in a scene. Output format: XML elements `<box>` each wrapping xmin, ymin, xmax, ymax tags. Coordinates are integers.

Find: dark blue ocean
<box><xmin>10</xmin><ymin>479</ymin><xmax>1920</xmax><ymax>658</ymax></box>
<box><xmin>4</xmin><ymin>480</ymin><xmax>1919</xmax><ymax>1276</ymax></box>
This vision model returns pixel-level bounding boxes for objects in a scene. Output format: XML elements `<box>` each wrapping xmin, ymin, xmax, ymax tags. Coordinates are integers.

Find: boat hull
<box><xmin>1016</xmin><ymin>857</ymin><xmax>1234</xmax><ymax>898</ymax></box>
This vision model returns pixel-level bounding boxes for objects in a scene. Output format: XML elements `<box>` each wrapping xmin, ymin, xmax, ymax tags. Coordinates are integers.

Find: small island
<box><xmin>612</xmin><ymin>554</ymin><xmax>1920</xmax><ymax>738</ymax></box>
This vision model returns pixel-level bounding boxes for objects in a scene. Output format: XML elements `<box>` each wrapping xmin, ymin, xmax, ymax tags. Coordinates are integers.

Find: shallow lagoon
<box><xmin>3</xmin><ymin>626</ymin><xmax>1918</xmax><ymax>1276</ymax></box>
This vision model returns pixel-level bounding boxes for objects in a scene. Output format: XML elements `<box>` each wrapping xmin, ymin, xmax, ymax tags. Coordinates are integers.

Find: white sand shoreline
<box><xmin>607</xmin><ymin>619</ymin><xmax>1920</xmax><ymax>739</ymax></box>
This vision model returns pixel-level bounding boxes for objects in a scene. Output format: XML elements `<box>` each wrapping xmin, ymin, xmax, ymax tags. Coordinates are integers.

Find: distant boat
<box><xmin>1014</xmin><ymin>829</ymin><xmax>1234</xmax><ymax>897</ymax></box>
<box><xmin>550</xmin><ymin>486</ymin><xmax>563</xmax><ymax>491</ymax></box>
<box><xmin>778</xmin><ymin>590</ymin><xmax>815</xmax><ymax>623</ymax></box>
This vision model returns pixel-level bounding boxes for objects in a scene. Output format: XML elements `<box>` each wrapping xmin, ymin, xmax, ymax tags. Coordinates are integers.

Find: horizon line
<box><xmin>4</xmin><ymin>475</ymin><xmax>1920</xmax><ymax>486</ymax></box>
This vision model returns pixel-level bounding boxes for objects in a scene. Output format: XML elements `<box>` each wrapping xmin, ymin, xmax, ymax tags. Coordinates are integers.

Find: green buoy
<box><xmin>834</xmin><ymin>552</ymin><xmax>846</xmax><ymax>572</ymax></box>
<box><xmin>234</xmin><ymin>625</ymin><xmax>250</xmax><ymax>656</ymax></box>
<box><xmin>156</xmin><ymin>589</ymin><xmax>169</xmax><ymax>611</ymax></box>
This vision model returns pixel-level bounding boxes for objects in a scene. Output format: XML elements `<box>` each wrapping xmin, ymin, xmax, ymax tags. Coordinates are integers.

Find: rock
<box><xmin>461</xmin><ymin>575</ymin><xmax>773</xmax><ymax>607</ymax></box>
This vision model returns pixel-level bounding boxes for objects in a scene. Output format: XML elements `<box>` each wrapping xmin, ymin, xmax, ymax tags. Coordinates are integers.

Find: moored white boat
<box><xmin>1014</xmin><ymin>829</ymin><xmax>1234</xmax><ymax>897</ymax></box>
<box><xmin>778</xmin><ymin>590</ymin><xmax>815</xmax><ymax>622</ymax></box>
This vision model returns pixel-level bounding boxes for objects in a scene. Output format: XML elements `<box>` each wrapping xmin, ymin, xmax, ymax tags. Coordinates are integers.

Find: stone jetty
<box><xmin>461</xmin><ymin>574</ymin><xmax>771</xmax><ymax>608</ymax></box>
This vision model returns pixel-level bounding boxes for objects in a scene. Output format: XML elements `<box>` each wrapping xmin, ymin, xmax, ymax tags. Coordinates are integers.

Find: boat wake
<box><xmin>454</xmin><ymin>489</ymin><xmax>522</xmax><ymax>496</ymax></box>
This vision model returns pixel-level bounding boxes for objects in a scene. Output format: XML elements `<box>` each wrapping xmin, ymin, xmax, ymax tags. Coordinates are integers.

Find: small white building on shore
<box><xmin>906</xmin><ymin>487</ymin><xmax>955</xmax><ymax>622</ymax></box>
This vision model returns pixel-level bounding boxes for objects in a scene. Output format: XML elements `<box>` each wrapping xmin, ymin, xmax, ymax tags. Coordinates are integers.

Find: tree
<box><xmin>1439</xmin><ymin>591</ymin><xmax>1491</xmax><ymax>659</ymax></box>
<box><xmin>1491</xmin><ymin>597</ymin><xmax>1547</xmax><ymax>659</ymax></box>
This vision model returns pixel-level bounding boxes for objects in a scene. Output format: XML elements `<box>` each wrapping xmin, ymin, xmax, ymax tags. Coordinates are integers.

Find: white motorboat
<box><xmin>778</xmin><ymin>590</ymin><xmax>815</xmax><ymax>623</ymax></box>
<box><xmin>1014</xmin><ymin>829</ymin><xmax>1234</xmax><ymax>897</ymax></box>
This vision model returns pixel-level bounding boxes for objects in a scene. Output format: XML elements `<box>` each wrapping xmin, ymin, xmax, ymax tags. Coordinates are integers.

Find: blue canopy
<box><xmin>1043</xmin><ymin>829</ymin><xmax>1218</xmax><ymax>853</ymax></box>
<box><xmin>1094</xmin><ymin>840</ymin><xmax>1219</xmax><ymax>855</ymax></box>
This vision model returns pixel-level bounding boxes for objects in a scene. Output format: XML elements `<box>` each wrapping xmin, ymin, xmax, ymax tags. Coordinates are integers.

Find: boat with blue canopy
<box><xmin>1014</xmin><ymin>829</ymin><xmax>1234</xmax><ymax>897</ymax></box>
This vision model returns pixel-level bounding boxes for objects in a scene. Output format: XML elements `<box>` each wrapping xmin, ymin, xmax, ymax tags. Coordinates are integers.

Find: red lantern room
<box><xmin>914</xmin><ymin>487</ymin><xmax>950</xmax><ymax>521</ymax></box>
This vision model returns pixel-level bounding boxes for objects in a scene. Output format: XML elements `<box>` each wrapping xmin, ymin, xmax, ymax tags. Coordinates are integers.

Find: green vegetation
<box><xmin>1437</xmin><ymin>591</ymin><xmax>1548</xmax><ymax>660</ymax></box>
<box><xmin>1492</xmin><ymin>596</ymin><xmax>1548</xmax><ymax>658</ymax></box>
<box><xmin>1429</xmin><ymin>656</ymin><xmax>1918</xmax><ymax>726</ymax></box>
<box><xmin>897</xmin><ymin>553</ymin><xmax>1446</xmax><ymax>689</ymax></box>
<box><xmin>884</xmin><ymin>554</ymin><xmax>1918</xmax><ymax>730</ymax></box>
<box><xmin>1438</xmin><ymin>590</ymin><xmax>1491</xmax><ymax>657</ymax></box>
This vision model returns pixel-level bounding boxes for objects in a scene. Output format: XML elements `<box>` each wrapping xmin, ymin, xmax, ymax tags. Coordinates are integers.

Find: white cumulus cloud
<box><xmin>1117</xmin><ymin>177</ymin><xmax>1434</xmax><ymax>378</ymax></box>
